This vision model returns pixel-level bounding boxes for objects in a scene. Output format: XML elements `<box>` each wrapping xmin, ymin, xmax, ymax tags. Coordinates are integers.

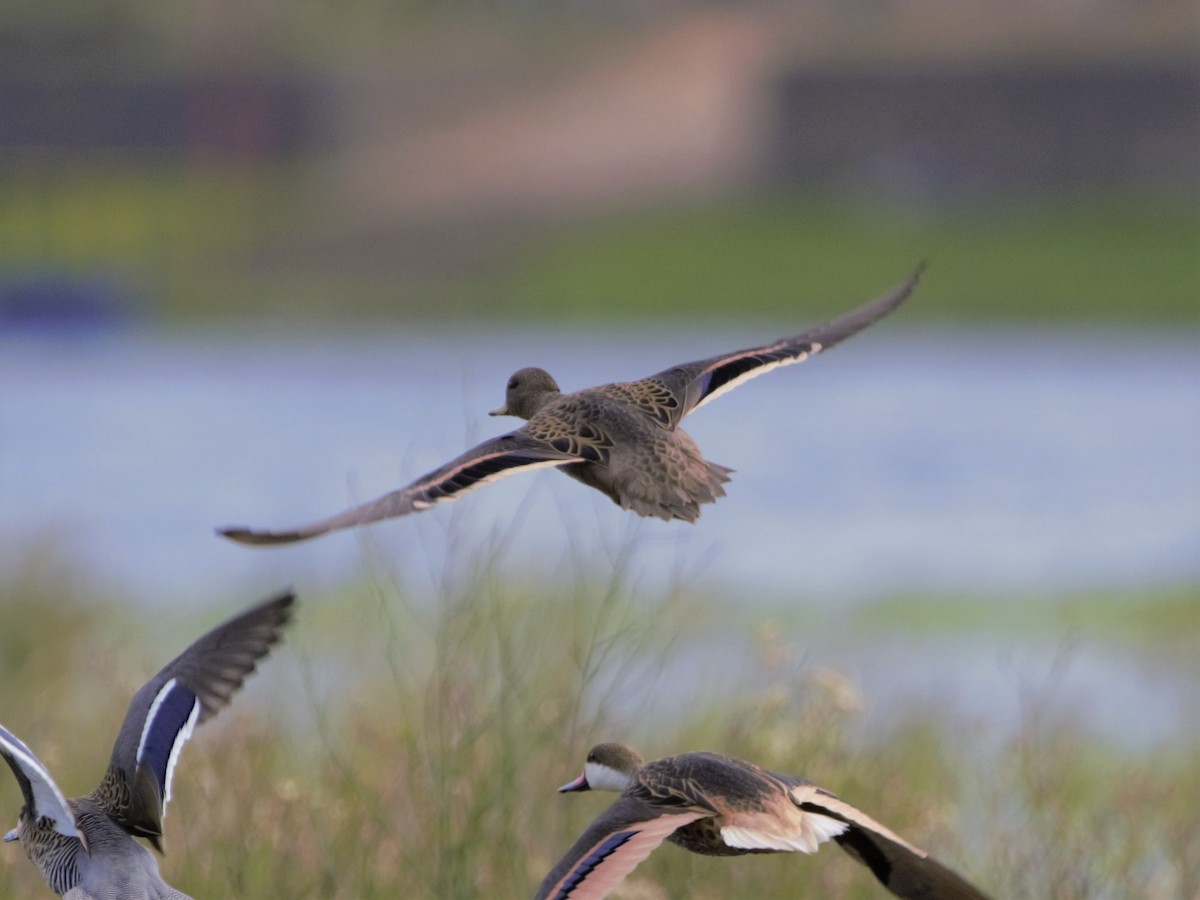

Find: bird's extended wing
<box><xmin>793</xmin><ymin>786</ymin><xmax>991</xmax><ymax>900</ymax></box>
<box><xmin>95</xmin><ymin>591</ymin><xmax>295</xmax><ymax>848</ymax></box>
<box><xmin>218</xmin><ymin>432</ymin><xmax>583</xmax><ymax>546</ymax></box>
<box><xmin>0</xmin><ymin>724</ymin><xmax>80</xmax><ymax>843</ymax></box>
<box><xmin>535</xmin><ymin>798</ymin><xmax>708</xmax><ymax>900</ymax></box>
<box><xmin>628</xmin><ymin>263</ymin><xmax>924</xmax><ymax>428</ymax></box>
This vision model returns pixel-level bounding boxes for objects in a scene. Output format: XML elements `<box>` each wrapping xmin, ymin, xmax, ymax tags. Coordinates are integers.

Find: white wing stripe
<box><xmin>162</xmin><ymin>697</ymin><xmax>200</xmax><ymax>811</ymax></box>
<box><xmin>137</xmin><ymin>678</ymin><xmax>201</xmax><ymax>812</ymax></box>
<box><xmin>689</xmin><ymin>346</ymin><xmax>818</xmax><ymax>416</ymax></box>
<box><xmin>544</xmin><ymin>812</ymin><xmax>706</xmax><ymax>899</ymax></box>
<box><xmin>720</xmin><ymin>814</ymin><xmax>847</xmax><ymax>855</ymax></box>
<box><xmin>421</xmin><ymin>457</ymin><xmax>572</xmax><ymax>505</ymax></box>
<box><xmin>796</xmin><ymin>788</ymin><xmax>926</xmax><ymax>857</ymax></box>
<box><xmin>0</xmin><ymin>724</ymin><xmax>79</xmax><ymax>839</ymax></box>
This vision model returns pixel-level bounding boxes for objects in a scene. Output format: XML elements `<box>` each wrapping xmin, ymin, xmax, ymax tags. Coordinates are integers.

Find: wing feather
<box><xmin>535</xmin><ymin>801</ymin><xmax>708</xmax><ymax>900</ymax></box>
<box><xmin>794</xmin><ymin>787</ymin><xmax>993</xmax><ymax>900</ymax></box>
<box><xmin>219</xmin><ymin>432</ymin><xmax>581</xmax><ymax>546</ymax></box>
<box><xmin>0</xmin><ymin>724</ymin><xmax>80</xmax><ymax>840</ymax></box>
<box><xmin>644</xmin><ymin>264</ymin><xmax>924</xmax><ymax>427</ymax></box>
<box><xmin>98</xmin><ymin>591</ymin><xmax>294</xmax><ymax>844</ymax></box>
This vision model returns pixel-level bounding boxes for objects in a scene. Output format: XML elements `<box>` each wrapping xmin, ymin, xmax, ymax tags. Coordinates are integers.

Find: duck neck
<box><xmin>19</xmin><ymin>811</ymin><xmax>86</xmax><ymax>895</ymax></box>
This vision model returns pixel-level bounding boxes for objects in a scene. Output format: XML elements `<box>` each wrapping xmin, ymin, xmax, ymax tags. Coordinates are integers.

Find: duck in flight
<box><xmin>0</xmin><ymin>592</ymin><xmax>294</xmax><ymax>899</ymax></box>
<box><xmin>219</xmin><ymin>265</ymin><xmax>923</xmax><ymax>546</ymax></box>
<box><xmin>536</xmin><ymin>741</ymin><xmax>990</xmax><ymax>900</ymax></box>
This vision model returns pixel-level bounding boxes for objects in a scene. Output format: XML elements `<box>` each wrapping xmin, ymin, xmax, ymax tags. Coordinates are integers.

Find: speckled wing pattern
<box><xmin>534</xmin><ymin>797</ymin><xmax>709</xmax><ymax>900</ymax></box>
<box><xmin>219</xmin><ymin>432</ymin><xmax>584</xmax><ymax>545</ymax></box>
<box><xmin>92</xmin><ymin>592</ymin><xmax>294</xmax><ymax>849</ymax></box>
<box><xmin>521</xmin><ymin>396</ymin><xmax>615</xmax><ymax>463</ymax></box>
<box><xmin>627</xmin><ymin>263</ymin><xmax>926</xmax><ymax>429</ymax></box>
<box><xmin>0</xmin><ymin>724</ymin><xmax>80</xmax><ymax>841</ymax></box>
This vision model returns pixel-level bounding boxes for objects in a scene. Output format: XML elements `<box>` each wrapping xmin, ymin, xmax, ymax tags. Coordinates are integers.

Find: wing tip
<box><xmin>249</xmin><ymin>588</ymin><xmax>298</xmax><ymax>632</ymax></box>
<box><xmin>216</xmin><ymin>526</ymin><xmax>306</xmax><ymax>546</ymax></box>
<box><xmin>908</xmin><ymin>258</ymin><xmax>929</xmax><ymax>290</ymax></box>
<box><xmin>894</xmin><ymin>259</ymin><xmax>928</xmax><ymax>304</ymax></box>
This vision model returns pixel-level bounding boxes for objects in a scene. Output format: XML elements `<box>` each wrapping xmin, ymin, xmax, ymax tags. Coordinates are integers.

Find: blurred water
<box><xmin>1</xmin><ymin>324</ymin><xmax>1197</xmax><ymax>746</ymax></box>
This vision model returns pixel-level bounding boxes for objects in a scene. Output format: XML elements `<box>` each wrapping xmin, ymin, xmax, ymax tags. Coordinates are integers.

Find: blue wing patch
<box><xmin>554</xmin><ymin>830</ymin><xmax>637</xmax><ymax>898</ymax></box>
<box><xmin>136</xmin><ymin>678</ymin><xmax>201</xmax><ymax>806</ymax></box>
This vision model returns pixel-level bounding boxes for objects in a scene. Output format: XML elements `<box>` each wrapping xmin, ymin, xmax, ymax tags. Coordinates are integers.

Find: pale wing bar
<box><xmin>218</xmin><ymin>435</ymin><xmax>582</xmax><ymax>546</ymax></box>
<box><xmin>106</xmin><ymin>591</ymin><xmax>295</xmax><ymax>843</ymax></box>
<box><xmin>135</xmin><ymin>679</ymin><xmax>200</xmax><ymax>813</ymax></box>
<box><xmin>655</xmin><ymin>263</ymin><xmax>926</xmax><ymax>423</ymax></box>
<box><xmin>535</xmin><ymin>808</ymin><xmax>708</xmax><ymax>900</ymax></box>
<box><xmin>0</xmin><ymin>724</ymin><xmax>80</xmax><ymax>841</ymax></box>
<box><xmin>796</xmin><ymin>789</ymin><xmax>993</xmax><ymax>900</ymax></box>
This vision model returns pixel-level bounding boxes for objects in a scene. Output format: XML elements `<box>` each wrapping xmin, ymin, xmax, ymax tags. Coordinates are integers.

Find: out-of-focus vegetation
<box><xmin>1</xmin><ymin>551</ymin><xmax>1196</xmax><ymax>899</ymax></box>
<box><xmin>501</xmin><ymin>195</ymin><xmax>1200</xmax><ymax>324</ymax></box>
<box><xmin>2</xmin><ymin>173</ymin><xmax>1195</xmax><ymax>324</ymax></box>
<box><xmin>1</xmin><ymin>3</ymin><xmax>1196</xmax><ymax>328</ymax></box>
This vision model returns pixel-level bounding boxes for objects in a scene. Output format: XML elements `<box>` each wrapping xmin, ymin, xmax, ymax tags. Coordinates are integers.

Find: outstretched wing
<box><xmin>0</xmin><ymin>724</ymin><xmax>80</xmax><ymax>843</ymax></box>
<box><xmin>218</xmin><ymin>431</ymin><xmax>583</xmax><ymax>546</ymax></box>
<box><xmin>535</xmin><ymin>797</ymin><xmax>709</xmax><ymax>900</ymax></box>
<box><xmin>95</xmin><ymin>591</ymin><xmax>295</xmax><ymax>848</ymax></box>
<box><xmin>792</xmin><ymin>786</ymin><xmax>992</xmax><ymax>900</ymax></box>
<box><xmin>628</xmin><ymin>264</ymin><xmax>924</xmax><ymax>428</ymax></box>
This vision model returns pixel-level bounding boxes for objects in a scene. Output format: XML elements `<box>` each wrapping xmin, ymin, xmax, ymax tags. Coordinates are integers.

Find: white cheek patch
<box><xmin>585</xmin><ymin>761</ymin><xmax>632</xmax><ymax>793</ymax></box>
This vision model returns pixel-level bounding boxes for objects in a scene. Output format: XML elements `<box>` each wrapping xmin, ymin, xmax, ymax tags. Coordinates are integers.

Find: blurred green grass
<box><xmin>846</xmin><ymin>584</ymin><xmax>1200</xmax><ymax>644</ymax></box>
<box><xmin>501</xmin><ymin>194</ymin><xmax>1200</xmax><ymax>324</ymax></box>
<box><xmin>2</xmin><ymin>165</ymin><xmax>1195</xmax><ymax>324</ymax></box>
<box><xmin>0</xmin><ymin>547</ymin><xmax>1196</xmax><ymax>899</ymax></box>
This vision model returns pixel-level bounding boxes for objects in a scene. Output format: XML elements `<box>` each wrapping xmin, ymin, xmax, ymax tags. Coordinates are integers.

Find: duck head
<box><xmin>490</xmin><ymin>368</ymin><xmax>561</xmax><ymax>420</ymax></box>
<box><xmin>559</xmin><ymin>742</ymin><xmax>646</xmax><ymax>794</ymax></box>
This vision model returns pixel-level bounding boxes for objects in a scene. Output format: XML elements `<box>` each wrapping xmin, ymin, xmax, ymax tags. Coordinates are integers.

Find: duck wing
<box><xmin>0</xmin><ymin>724</ymin><xmax>82</xmax><ymax>845</ymax></box>
<box><xmin>91</xmin><ymin>591</ymin><xmax>295</xmax><ymax>849</ymax></box>
<box><xmin>791</xmin><ymin>785</ymin><xmax>992</xmax><ymax>900</ymax></box>
<box><xmin>218</xmin><ymin>431</ymin><xmax>583</xmax><ymax>546</ymax></box>
<box><xmin>623</xmin><ymin>264</ymin><xmax>924</xmax><ymax>429</ymax></box>
<box><xmin>535</xmin><ymin>796</ymin><xmax>709</xmax><ymax>900</ymax></box>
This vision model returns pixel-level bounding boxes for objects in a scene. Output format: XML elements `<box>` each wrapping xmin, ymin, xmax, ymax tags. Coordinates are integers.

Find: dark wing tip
<box><xmin>877</xmin><ymin>259</ymin><xmax>928</xmax><ymax>314</ymax></box>
<box><xmin>183</xmin><ymin>588</ymin><xmax>297</xmax><ymax>724</ymax></box>
<box><xmin>217</xmin><ymin>526</ymin><xmax>308</xmax><ymax>546</ymax></box>
<box><xmin>253</xmin><ymin>588</ymin><xmax>297</xmax><ymax>625</ymax></box>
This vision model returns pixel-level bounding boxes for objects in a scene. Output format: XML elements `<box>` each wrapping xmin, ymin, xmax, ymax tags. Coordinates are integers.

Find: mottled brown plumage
<box><xmin>220</xmin><ymin>265</ymin><xmax>924</xmax><ymax>545</ymax></box>
<box><xmin>537</xmin><ymin>741</ymin><xmax>990</xmax><ymax>900</ymax></box>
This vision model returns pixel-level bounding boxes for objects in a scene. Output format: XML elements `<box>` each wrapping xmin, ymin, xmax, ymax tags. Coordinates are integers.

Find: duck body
<box><xmin>514</xmin><ymin>381</ymin><xmax>732</xmax><ymax>523</ymax></box>
<box><xmin>538</xmin><ymin>742</ymin><xmax>990</xmax><ymax>900</ymax></box>
<box><xmin>19</xmin><ymin>799</ymin><xmax>190</xmax><ymax>900</ymax></box>
<box><xmin>641</xmin><ymin>752</ymin><xmax>820</xmax><ymax>856</ymax></box>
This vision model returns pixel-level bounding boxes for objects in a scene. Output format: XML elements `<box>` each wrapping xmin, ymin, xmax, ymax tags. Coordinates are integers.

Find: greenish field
<box><xmin>1</xmin><ymin>165</ymin><xmax>1196</xmax><ymax>325</ymax></box>
<box><xmin>501</xmin><ymin>195</ymin><xmax>1200</xmax><ymax>325</ymax></box>
<box><xmin>0</xmin><ymin>551</ymin><xmax>1196</xmax><ymax>899</ymax></box>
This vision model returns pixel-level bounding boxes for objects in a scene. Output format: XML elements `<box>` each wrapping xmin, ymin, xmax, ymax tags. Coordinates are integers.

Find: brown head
<box><xmin>489</xmin><ymin>367</ymin><xmax>561</xmax><ymax>420</ymax></box>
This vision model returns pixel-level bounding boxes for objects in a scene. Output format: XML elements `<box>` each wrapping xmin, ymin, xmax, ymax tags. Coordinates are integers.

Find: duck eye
<box><xmin>508</xmin><ymin>378</ymin><xmax>519</xmax><ymax>389</ymax></box>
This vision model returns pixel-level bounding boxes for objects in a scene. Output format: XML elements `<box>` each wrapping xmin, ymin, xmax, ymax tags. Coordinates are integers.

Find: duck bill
<box><xmin>488</xmin><ymin>404</ymin><xmax>509</xmax><ymax>417</ymax></box>
<box><xmin>558</xmin><ymin>771</ymin><xmax>591</xmax><ymax>793</ymax></box>
<box><xmin>3</xmin><ymin>828</ymin><xmax>18</xmax><ymax>842</ymax></box>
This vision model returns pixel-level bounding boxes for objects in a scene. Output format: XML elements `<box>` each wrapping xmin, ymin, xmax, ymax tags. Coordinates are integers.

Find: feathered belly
<box><xmin>669</xmin><ymin>818</ymin><xmax>767</xmax><ymax>857</ymax></box>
